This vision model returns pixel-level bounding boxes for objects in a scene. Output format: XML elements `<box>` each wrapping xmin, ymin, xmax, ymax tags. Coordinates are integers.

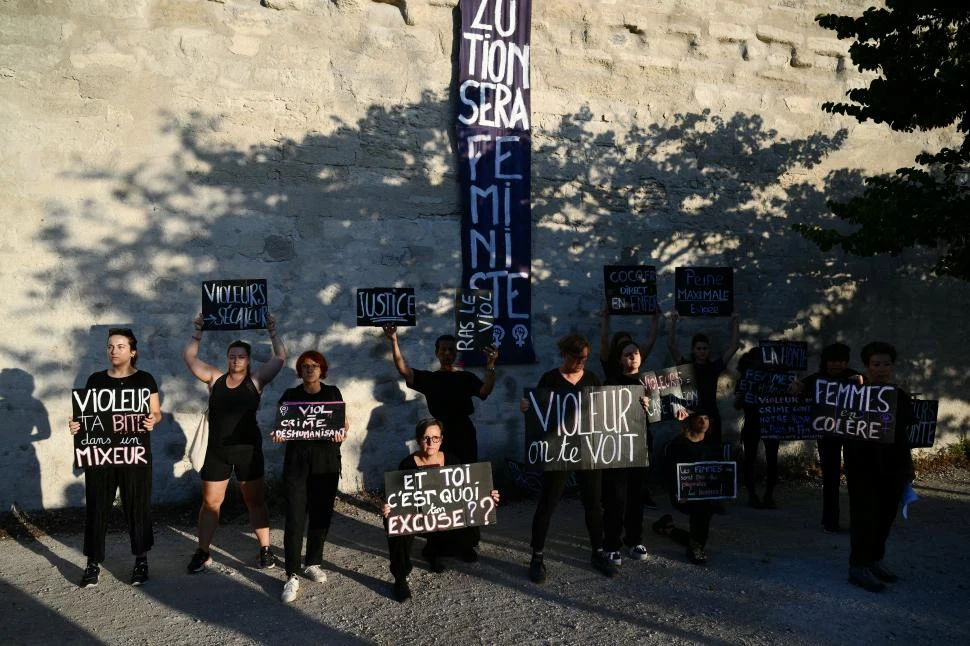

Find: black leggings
<box><xmin>602</xmin><ymin>467</ymin><xmax>647</xmax><ymax>550</ymax></box>
<box><xmin>83</xmin><ymin>466</ymin><xmax>153</xmax><ymax>564</ymax></box>
<box><xmin>742</xmin><ymin>430</ymin><xmax>779</xmax><ymax>496</ymax></box>
<box><xmin>386</xmin><ymin>525</ymin><xmax>475</xmax><ymax>580</ymax></box>
<box><xmin>530</xmin><ymin>470</ymin><xmax>603</xmax><ymax>552</ymax></box>
<box><xmin>283</xmin><ymin>466</ymin><xmax>339</xmax><ymax>577</ymax></box>
<box><xmin>817</xmin><ymin>437</ymin><xmax>844</xmax><ymax>528</ymax></box>
<box><xmin>671</xmin><ymin>499</ymin><xmax>715</xmax><ymax>548</ymax></box>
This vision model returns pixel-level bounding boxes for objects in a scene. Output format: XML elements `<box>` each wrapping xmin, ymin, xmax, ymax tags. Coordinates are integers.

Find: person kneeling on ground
<box><xmin>382</xmin><ymin>418</ymin><xmax>500</xmax><ymax>602</ymax></box>
<box><xmin>654</xmin><ymin>411</ymin><xmax>721</xmax><ymax>565</ymax></box>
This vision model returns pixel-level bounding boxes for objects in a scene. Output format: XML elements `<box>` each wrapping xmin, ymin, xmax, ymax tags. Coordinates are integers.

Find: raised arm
<box><xmin>721</xmin><ymin>312</ymin><xmax>741</xmax><ymax>365</ymax></box>
<box><xmin>598</xmin><ymin>304</ymin><xmax>612</xmax><ymax>362</ymax></box>
<box><xmin>641</xmin><ymin>309</ymin><xmax>661</xmax><ymax>358</ymax></box>
<box><xmin>666</xmin><ymin>310</ymin><xmax>682</xmax><ymax>363</ymax></box>
<box><xmin>183</xmin><ymin>313</ymin><xmax>222</xmax><ymax>386</ymax></box>
<box><xmin>252</xmin><ymin>314</ymin><xmax>286</xmax><ymax>389</ymax></box>
<box><xmin>479</xmin><ymin>345</ymin><xmax>498</xmax><ymax>398</ymax></box>
<box><xmin>382</xmin><ymin>325</ymin><xmax>414</xmax><ymax>387</ymax></box>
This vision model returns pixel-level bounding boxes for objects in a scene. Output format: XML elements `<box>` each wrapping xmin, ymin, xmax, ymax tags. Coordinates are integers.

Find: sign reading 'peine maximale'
<box><xmin>457</xmin><ymin>0</ymin><xmax>535</xmax><ymax>365</ymax></box>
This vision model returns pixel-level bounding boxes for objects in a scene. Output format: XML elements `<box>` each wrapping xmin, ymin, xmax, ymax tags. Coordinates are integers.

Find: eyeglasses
<box><xmin>421</xmin><ymin>436</ymin><xmax>442</xmax><ymax>445</ymax></box>
<box><xmin>301</xmin><ymin>363</ymin><xmax>321</xmax><ymax>371</ymax></box>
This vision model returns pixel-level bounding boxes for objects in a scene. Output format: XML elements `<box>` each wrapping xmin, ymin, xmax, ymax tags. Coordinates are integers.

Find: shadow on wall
<box><xmin>11</xmin><ymin>90</ymin><xmax>968</xmax><ymax>506</ymax></box>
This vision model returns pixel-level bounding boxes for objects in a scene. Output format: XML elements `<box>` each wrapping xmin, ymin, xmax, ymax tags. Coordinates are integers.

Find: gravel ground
<box><xmin>2</xmin><ymin>472</ymin><xmax>970</xmax><ymax>645</ymax></box>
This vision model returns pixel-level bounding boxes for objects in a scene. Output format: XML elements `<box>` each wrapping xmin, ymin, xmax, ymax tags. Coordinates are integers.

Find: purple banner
<box><xmin>457</xmin><ymin>0</ymin><xmax>535</xmax><ymax>364</ymax></box>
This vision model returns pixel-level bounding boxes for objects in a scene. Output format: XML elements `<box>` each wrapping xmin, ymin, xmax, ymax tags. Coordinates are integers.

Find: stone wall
<box><xmin>1</xmin><ymin>0</ymin><xmax>967</xmax><ymax>510</ymax></box>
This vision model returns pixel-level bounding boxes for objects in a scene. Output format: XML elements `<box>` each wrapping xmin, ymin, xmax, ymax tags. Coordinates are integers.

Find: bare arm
<box><xmin>141</xmin><ymin>392</ymin><xmax>162</xmax><ymax>430</ymax></box>
<box><xmin>383</xmin><ymin>325</ymin><xmax>414</xmax><ymax>387</ymax></box>
<box><xmin>183</xmin><ymin>313</ymin><xmax>222</xmax><ymax>386</ymax></box>
<box><xmin>479</xmin><ymin>345</ymin><xmax>499</xmax><ymax>398</ymax></box>
<box><xmin>721</xmin><ymin>312</ymin><xmax>741</xmax><ymax>365</ymax></box>
<box><xmin>641</xmin><ymin>310</ymin><xmax>660</xmax><ymax>358</ymax></box>
<box><xmin>667</xmin><ymin>310</ymin><xmax>681</xmax><ymax>362</ymax></box>
<box><xmin>252</xmin><ymin>314</ymin><xmax>286</xmax><ymax>389</ymax></box>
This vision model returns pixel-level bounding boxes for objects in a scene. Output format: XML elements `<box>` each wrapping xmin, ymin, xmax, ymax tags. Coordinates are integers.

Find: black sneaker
<box><xmin>848</xmin><ymin>566</ymin><xmax>886</xmax><ymax>592</ymax></box>
<box><xmin>748</xmin><ymin>493</ymin><xmax>764</xmax><ymax>509</ymax></box>
<box><xmin>187</xmin><ymin>548</ymin><xmax>211</xmax><ymax>574</ymax></box>
<box><xmin>393</xmin><ymin>577</ymin><xmax>411</xmax><ymax>603</ymax></box>
<box><xmin>131</xmin><ymin>559</ymin><xmax>149</xmax><ymax>586</ymax></box>
<box><xmin>259</xmin><ymin>546</ymin><xmax>276</xmax><ymax>569</ymax></box>
<box><xmin>871</xmin><ymin>561</ymin><xmax>899</xmax><ymax>583</ymax></box>
<box><xmin>762</xmin><ymin>494</ymin><xmax>778</xmax><ymax>510</ymax></box>
<box><xmin>461</xmin><ymin>547</ymin><xmax>479</xmax><ymax>563</ymax></box>
<box><xmin>591</xmin><ymin>550</ymin><xmax>620</xmax><ymax>578</ymax></box>
<box><xmin>528</xmin><ymin>554</ymin><xmax>546</xmax><ymax>584</ymax></box>
<box><xmin>79</xmin><ymin>562</ymin><xmax>100</xmax><ymax>588</ymax></box>
<box><xmin>422</xmin><ymin>547</ymin><xmax>445</xmax><ymax>573</ymax></box>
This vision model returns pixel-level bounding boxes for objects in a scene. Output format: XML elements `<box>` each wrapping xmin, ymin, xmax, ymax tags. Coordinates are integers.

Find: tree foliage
<box><xmin>795</xmin><ymin>2</ymin><xmax>970</xmax><ymax>279</ymax></box>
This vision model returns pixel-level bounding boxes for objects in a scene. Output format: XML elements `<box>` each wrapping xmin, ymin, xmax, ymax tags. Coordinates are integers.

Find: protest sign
<box><xmin>676</xmin><ymin>461</ymin><xmax>737</xmax><ymax>501</ymax></box>
<box><xmin>640</xmin><ymin>364</ymin><xmax>699</xmax><ymax>423</ymax></box>
<box><xmin>384</xmin><ymin>462</ymin><xmax>496</xmax><ymax>536</ymax></box>
<box><xmin>356</xmin><ymin>287</ymin><xmax>416</xmax><ymax>327</ymax></box>
<box><xmin>603</xmin><ymin>265</ymin><xmax>658</xmax><ymax>315</ymax></box>
<box><xmin>759</xmin><ymin>340</ymin><xmax>808</xmax><ymax>371</ymax></box>
<box><xmin>753</xmin><ymin>394</ymin><xmax>820</xmax><ymax>440</ymax></box>
<box><xmin>271</xmin><ymin>401</ymin><xmax>346</xmax><ymax>441</ymax></box>
<box><xmin>736</xmin><ymin>368</ymin><xmax>797</xmax><ymax>402</ymax></box>
<box><xmin>455</xmin><ymin>289</ymin><xmax>496</xmax><ymax>351</ymax></box>
<box><xmin>810</xmin><ymin>379</ymin><xmax>898</xmax><ymax>443</ymax></box>
<box><xmin>908</xmin><ymin>399</ymin><xmax>939</xmax><ymax>448</ymax></box>
<box><xmin>201</xmin><ymin>279</ymin><xmax>268</xmax><ymax>331</ymax></box>
<box><xmin>457</xmin><ymin>0</ymin><xmax>536</xmax><ymax>365</ymax></box>
<box><xmin>72</xmin><ymin>387</ymin><xmax>152</xmax><ymax>468</ymax></box>
<box><xmin>674</xmin><ymin>267</ymin><xmax>733</xmax><ymax>316</ymax></box>
<box><xmin>524</xmin><ymin>385</ymin><xmax>648</xmax><ymax>471</ymax></box>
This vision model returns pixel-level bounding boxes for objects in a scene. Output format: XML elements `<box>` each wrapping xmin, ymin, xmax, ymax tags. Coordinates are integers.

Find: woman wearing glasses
<box><xmin>277</xmin><ymin>350</ymin><xmax>348</xmax><ymax>603</ymax></box>
<box><xmin>382</xmin><ymin>418</ymin><xmax>500</xmax><ymax>602</ymax></box>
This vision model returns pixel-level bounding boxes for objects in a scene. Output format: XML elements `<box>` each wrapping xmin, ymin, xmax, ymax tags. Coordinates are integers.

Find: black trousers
<box><xmin>530</xmin><ymin>470</ymin><xmax>603</xmax><ymax>552</ymax></box>
<box><xmin>386</xmin><ymin>525</ymin><xmax>475</xmax><ymax>580</ymax></box>
<box><xmin>817</xmin><ymin>437</ymin><xmax>844</xmax><ymax>528</ymax></box>
<box><xmin>742</xmin><ymin>430</ymin><xmax>779</xmax><ymax>497</ymax></box>
<box><xmin>844</xmin><ymin>447</ymin><xmax>905</xmax><ymax>567</ymax></box>
<box><xmin>83</xmin><ymin>466</ymin><xmax>153</xmax><ymax>564</ymax></box>
<box><xmin>283</xmin><ymin>460</ymin><xmax>339</xmax><ymax>577</ymax></box>
<box><xmin>602</xmin><ymin>466</ymin><xmax>648</xmax><ymax>550</ymax></box>
<box><xmin>671</xmin><ymin>499</ymin><xmax>715</xmax><ymax>548</ymax></box>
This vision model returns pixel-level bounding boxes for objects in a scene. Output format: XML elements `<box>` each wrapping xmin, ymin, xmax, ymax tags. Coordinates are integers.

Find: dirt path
<box><xmin>3</xmin><ymin>473</ymin><xmax>970</xmax><ymax>645</ymax></box>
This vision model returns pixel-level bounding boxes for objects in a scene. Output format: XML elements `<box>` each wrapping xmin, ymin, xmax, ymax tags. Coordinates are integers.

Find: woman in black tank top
<box><xmin>182</xmin><ymin>313</ymin><xmax>287</xmax><ymax>573</ymax></box>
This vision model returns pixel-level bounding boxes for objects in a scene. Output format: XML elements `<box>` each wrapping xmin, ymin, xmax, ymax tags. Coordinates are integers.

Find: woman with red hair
<box><xmin>277</xmin><ymin>350</ymin><xmax>349</xmax><ymax>603</ymax></box>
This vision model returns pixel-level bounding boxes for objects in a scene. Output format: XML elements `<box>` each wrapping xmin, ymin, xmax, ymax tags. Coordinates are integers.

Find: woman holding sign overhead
<box><xmin>382</xmin><ymin>418</ymin><xmax>500</xmax><ymax>602</ymax></box>
<box><xmin>69</xmin><ymin>328</ymin><xmax>161</xmax><ymax>588</ymax></box>
<box><xmin>276</xmin><ymin>350</ymin><xmax>348</xmax><ymax>604</ymax></box>
<box><xmin>183</xmin><ymin>313</ymin><xmax>286</xmax><ymax>574</ymax></box>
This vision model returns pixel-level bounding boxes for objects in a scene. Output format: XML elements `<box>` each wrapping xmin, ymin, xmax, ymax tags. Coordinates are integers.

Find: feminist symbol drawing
<box><xmin>512</xmin><ymin>324</ymin><xmax>529</xmax><ymax>348</ymax></box>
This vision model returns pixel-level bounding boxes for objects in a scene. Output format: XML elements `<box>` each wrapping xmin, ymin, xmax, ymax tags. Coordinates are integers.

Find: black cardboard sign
<box><xmin>810</xmin><ymin>379</ymin><xmax>898</xmax><ymax>443</ymax></box>
<box><xmin>202</xmin><ymin>279</ymin><xmax>268</xmax><ymax>331</ymax></box>
<box><xmin>674</xmin><ymin>267</ymin><xmax>733</xmax><ymax>316</ymax></box>
<box><xmin>736</xmin><ymin>368</ymin><xmax>797</xmax><ymax>400</ymax></box>
<box><xmin>908</xmin><ymin>399</ymin><xmax>939</xmax><ymax>448</ymax></box>
<box><xmin>384</xmin><ymin>462</ymin><xmax>496</xmax><ymax>536</ymax></box>
<box><xmin>676</xmin><ymin>461</ymin><xmax>737</xmax><ymax>501</ymax></box>
<box><xmin>356</xmin><ymin>287</ymin><xmax>416</xmax><ymax>326</ymax></box>
<box><xmin>72</xmin><ymin>388</ymin><xmax>152</xmax><ymax>468</ymax></box>
<box><xmin>758</xmin><ymin>340</ymin><xmax>808</xmax><ymax>371</ymax></box>
<box><xmin>455</xmin><ymin>289</ymin><xmax>496</xmax><ymax>351</ymax></box>
<box><xmin>524</xmin><ymin>385</ymin><xmax>648</xmax><ymax>471</ymax></box>
<box><xmin>271</xmin><ymin>401</ymin><xmax>346</xmax><ymax>441</ymax></box>
<box><xmin>603</xmin><ymin>265</ymin><xmax>658</xmax><ymax>315</ymax></box>
<box><xmin>639</xmin><ymin>364</ymin><xmax>699</xmax><ymax>423</ymax></box>
<box><xmin>753</xmin><ymin>394</ymin><xmax>820</xmax><ymax>440</ymax></box>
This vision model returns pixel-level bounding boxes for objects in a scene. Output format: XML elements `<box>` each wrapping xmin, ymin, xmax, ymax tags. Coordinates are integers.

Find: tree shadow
<box><xmin>18</xmin><ymin>88</ymin><xmax>966</xmax><ymax>510</ymax></box>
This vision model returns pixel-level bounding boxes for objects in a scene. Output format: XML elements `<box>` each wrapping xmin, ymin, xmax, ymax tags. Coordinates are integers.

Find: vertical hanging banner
<box><xmin>457</xmin><ymin>0</ymin><xmax>535</xmax><ymax>364</ymax></box>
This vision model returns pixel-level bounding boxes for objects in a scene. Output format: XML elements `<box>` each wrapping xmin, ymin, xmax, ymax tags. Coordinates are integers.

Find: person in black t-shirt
<box><xmin>381</xmin><ymin>418</ymin><xmax>500</xmax><ymax>602</ymax></box>
<box><xmin>381</xmin><ymin>325</ymin><xmax>497</xmax><ymax>463</ymax></box>
<box><xmin>277</xmin><ymin>350</ymin><xmax>348</xmax><ymax>604</ymax></box>
<box><xmin>598</xmin><ymin>307</ymin><xmax>660</xmax><ymax>382</ymax></box>
<box><xmin>183</xmin><ymin>313</ymin><xmax>286</xmax><ymax>573</ymax></box>
<box><xmin>844</xmin><ymin>342</ymin><xmax>915</xmax><ymax>593</ymax></box>
<box><xmin>69</xmin><ymin>328</ymin><xmax>161</xmax><ymax>588</ymax></box>
<box><xmin>520</xmin><ymin>334</ymin><xmax>618</xmax><ymax>583</ymax></box>
<box><xmin>667</xmin><ymin>310</ymin><xmax>740</xmax><ymax>453</ymax></box>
